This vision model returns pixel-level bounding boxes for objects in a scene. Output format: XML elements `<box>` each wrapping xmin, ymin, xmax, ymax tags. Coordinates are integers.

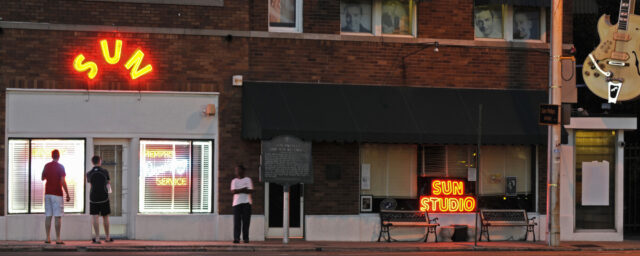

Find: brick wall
<box><xmin>249</xmin><ymin>38</ymin><xmax>549</xmax><ymax>90</ymax></box>
<box><xmin>0</xmin><ymin>0</ymin><xmax>250</xmax><ymax>30</ymax></box>
<box><xmin>305</xmin><ymin>143</ymin><xmax>360</xmax><ymax>215</ymax></box>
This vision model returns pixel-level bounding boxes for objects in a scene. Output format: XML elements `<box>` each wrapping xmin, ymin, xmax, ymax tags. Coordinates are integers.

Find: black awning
<box><xmin>474</xmin><ymin>0</ymin><xmax>550</xmax><ymax>7</ymax></box>
<box><xmin>242</xmin><ymin>82</ymin><xmax>547</xmax><ymax>144</ymax></box>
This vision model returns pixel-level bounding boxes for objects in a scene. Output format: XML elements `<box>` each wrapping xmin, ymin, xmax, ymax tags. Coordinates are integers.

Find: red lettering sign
<box><xmin>420</xmin><ymin>179</ymin><xmax>477</xmax><ymax>213</ymax></box>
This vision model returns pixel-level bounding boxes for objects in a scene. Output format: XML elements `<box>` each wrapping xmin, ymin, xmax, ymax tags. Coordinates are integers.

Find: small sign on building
<box><xmin>539</xmin><ymin>104</ymin><xmax>560</xmax><ymax>125</ymax></box>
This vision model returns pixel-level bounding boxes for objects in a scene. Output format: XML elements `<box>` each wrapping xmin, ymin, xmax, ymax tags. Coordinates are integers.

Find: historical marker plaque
<box><xmin>261</xmin><ymin>135</ymin><xmax>313</xmax><ymax>184</ymax></box>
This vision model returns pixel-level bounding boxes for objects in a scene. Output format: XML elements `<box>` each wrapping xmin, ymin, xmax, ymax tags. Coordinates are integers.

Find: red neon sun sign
<box><xmin>419</xmin><ymin>179</ymin><xmax>477</xmax><ymax>213</ymax></box>
<box><xmin>73</xmin><ymin>39</ymin><xmax>153</xmax><ymax>80</ymax></box>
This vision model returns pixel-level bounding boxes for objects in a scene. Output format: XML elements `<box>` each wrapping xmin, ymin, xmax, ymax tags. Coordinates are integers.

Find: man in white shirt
<box><xmin>231</xmin><ymin>165</ymin><xmax>253</xmax><ymax>243</ymax></box>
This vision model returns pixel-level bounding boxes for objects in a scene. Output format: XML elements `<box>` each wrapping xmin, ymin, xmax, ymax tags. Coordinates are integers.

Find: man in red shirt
<box><xmin>41</xmin><ymin>149</ymin><xmax>70</xmax><ymax>244</ymax></box>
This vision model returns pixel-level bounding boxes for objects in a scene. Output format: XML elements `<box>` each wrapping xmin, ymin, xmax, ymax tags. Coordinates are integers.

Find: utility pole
<box><xmin>547</xmin><ymin>0</ymin><xmax>563</xmax><ymax>247</ymax></box>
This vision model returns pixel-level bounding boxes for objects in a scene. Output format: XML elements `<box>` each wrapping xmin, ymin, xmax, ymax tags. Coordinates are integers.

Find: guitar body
<box><xmin>583</xmin><ymin>12</ymin><xmax>640</xmax><ymax>102</ymax></box>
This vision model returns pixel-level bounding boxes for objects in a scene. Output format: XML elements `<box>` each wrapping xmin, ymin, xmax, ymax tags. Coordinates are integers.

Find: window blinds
<box><xmin>8</xmin><ymin>139</ymin><xmax>85</xmax><ymax>214</ymax></box>
<box><xmin>139</xmin><ymin>140</ymin><xmax>212</xmax><ymax>213</ymax></box>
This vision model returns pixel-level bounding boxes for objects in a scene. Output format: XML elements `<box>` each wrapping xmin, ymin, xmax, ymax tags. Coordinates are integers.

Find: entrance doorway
<box><xmin>93</xmin><ymin>139</ymin><xmax>129</xmax><ymax>238</ymax></box>
<box><xmin>265</xmin><ymin>183</ymin><xmax>303</xmax><ymax>238</ymax></box>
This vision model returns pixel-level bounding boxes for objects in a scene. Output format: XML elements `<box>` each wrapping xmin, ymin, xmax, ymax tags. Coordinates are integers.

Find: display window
<box><xmin>139</xmin><ymin>140</ymin><xmax>213</xmax><ymax>214</ymax></box>
<box><xmin>360</xmin><ymin>143</ymin><xmax>536</xmax><ymax>212</ymax></box>
<box><xmin>8</xmin><ymin>139</ymin><xmax>85</xmax><ymax>214</ymax></box>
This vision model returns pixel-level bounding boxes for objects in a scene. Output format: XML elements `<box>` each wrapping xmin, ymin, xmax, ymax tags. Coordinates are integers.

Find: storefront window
<box><xmin>479</xmin><ymin>145</ymin><xmax>532</xmax><ymax>196</ymax></box>
<box><xmin>361</xmin><ymin>143</ymin><xmax>534</xmax><ymax>212</ymax></box>
<box><xmin>139</xmin><ymin>140</ymin><xmax>212</xmax><ymax>214</ymax></box>
<box><xmin>360</xmin><ymin>144</ymin><xmax>417</xmax><ymax>198</ymax></box>
<box><xmin>8</xmin><ymin>139</ymin><xmax>85</xmax><ymax>214</ymax></box>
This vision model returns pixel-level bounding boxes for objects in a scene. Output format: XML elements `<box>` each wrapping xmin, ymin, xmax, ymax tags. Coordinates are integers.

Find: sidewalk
<box><xmin>0</xmin><ymin>240</ymin><xmax>639</xmax><ymax>253</ymax></box>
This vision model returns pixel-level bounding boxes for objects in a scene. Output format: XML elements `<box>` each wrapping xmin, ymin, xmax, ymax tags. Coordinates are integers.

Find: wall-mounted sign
<box><xmin>539</xmin><ymin>104</ymin><xmax>560</xmax><ymax>125</ymax></box>
<box><xmin>420</xmin><ymin>179</ymin><xmax>477</xmax><ymax>213</ymax></box>
<box><xmin>73</xmin><ymin>39</ymin><xmax>153</xmax><ymax>80</ymax></box>
<box><xmin>261</xmin><ymin>135</ymin><xmax>313</xmax><ymax>185</ymax></box>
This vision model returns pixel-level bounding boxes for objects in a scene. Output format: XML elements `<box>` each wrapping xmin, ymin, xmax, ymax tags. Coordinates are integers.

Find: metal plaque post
<box><xmin>283</xmin><ymin>184</ymin><xmax>290</xmax><ymax>244</ymax></box>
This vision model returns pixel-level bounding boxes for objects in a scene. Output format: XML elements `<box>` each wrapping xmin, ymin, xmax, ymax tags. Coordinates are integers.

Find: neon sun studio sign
<box><xmin>419</xmin><ymin>179</ymin><xmax>477</xmax><ymax>213</ymax></box>
<box><xmin>73</xmin><ymin>39</ymin><xmax>152</xmax><ymax>80</ymax></box>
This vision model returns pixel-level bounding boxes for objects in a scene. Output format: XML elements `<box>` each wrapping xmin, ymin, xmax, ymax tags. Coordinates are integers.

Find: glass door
<box><xmin>266</xmin><ymin>183</ymin><xmax>304</xmax><ymax>238</ymax></box>
<box><xmin>94</xmin><ymin>139</ymin><xmax>129</xmax><ymax>238</ymax></box>
<box><xmin>575</xmin><ymin>130</ymin><xmax>616</xmax><ymax>230</ymax></box>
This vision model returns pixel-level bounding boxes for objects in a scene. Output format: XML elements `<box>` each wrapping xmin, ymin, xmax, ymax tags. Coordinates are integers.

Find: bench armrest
<box><xmin>528</xmin><ymin>217</ymin><xmax>537</xmax><ymax>225</ymax></box>
<box><xmin>429</xmin><ymin>217</ymin><xmax>439</xmax><ymax>224</ymax></box>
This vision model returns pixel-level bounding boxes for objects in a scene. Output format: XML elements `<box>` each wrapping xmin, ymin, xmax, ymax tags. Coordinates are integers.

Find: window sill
<box><xmin>381</xmin><ymin>34</ymin><xmax>416</xmax><ymax>38</ymax></box>
<box><xmin>84</xmin><ymin>0</ymin><xmax>223</xmax><ymax>7</ymax></box>
<box><xmin>340</xmin><ymin>32</ymin><xmax>374</xmax><ymax>36</ymax></box>
<box><xmin>269</xmin><ymin>27</ymin><xmax>302</xmax><ymax>33</ymax></box>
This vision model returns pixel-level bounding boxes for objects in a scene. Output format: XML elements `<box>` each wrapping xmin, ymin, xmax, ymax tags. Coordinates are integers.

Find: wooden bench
<box><xmin>479</xmin><ymin>209</ymin><xmax>537</xmax><ymax>242</ymax></box>
<box><xmin>378</xmin><ymin>210</ymin><xmax>439</xmax><ymax>242</ymax></box>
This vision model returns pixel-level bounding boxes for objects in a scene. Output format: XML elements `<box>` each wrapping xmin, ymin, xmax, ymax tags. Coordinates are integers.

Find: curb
<box><xmin>0</xmin><ymin>245</ymin><xmax>639</xmax><ymax>253</ymax></box>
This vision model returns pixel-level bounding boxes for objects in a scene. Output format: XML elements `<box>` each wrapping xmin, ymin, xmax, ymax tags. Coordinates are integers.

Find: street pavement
<box><xmin>1</xmin><ymin>240</ymin><xmax>640</xmax><ymax>254</ymax></box>
<box><xmin>1</xmin><ymin>251</ymin><xmax>640</xmax><ymax>256</ymax></box>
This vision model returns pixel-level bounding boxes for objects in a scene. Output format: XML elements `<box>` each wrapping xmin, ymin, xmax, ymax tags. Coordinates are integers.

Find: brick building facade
<box><xmin>0</xmin><ymin>0</ymin><xmax>573</xmax><ymax>241</ymax></box>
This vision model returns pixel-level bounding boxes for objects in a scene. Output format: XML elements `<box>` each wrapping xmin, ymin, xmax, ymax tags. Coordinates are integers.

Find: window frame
<box><xmin>7</xmin><ymin>138</ymin><xmax>87</xmax><ymax>215</ymax></box>
<box><xmin>340</xmin><ymin>0</ymin><xmax>418</xmax><ymax>37</ymax></box>
<box><xmin>268</xmin><ymin>0</ymin><xmax>304</xmax><ymax>33</ymax></box>
<box><xmin>138</xmin><ymin>139</ymin><xmax>214</xmax><ymax>214</ymax></box>
<box><xmin>474</xmin><ymin>4</ymin><xmax>547</xmax><ymax>42</ymax></box>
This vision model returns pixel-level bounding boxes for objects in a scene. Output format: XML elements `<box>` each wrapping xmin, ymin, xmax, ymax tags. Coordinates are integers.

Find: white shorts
<box><xmin>45</xmin><ymin>194</ymin><xmax>64</xmax><ymax>217</ymax></box>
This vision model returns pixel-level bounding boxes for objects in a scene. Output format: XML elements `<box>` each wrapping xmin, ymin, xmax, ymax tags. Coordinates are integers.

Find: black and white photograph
<box><xmin>474</xmin><ymin>5</ymin><xmax>503</xmax><ymax>39</ymax></box>
<box><xmin>513</xmin><ymin>7</ymin><xmax>541</xmax><ymax>40</ymax></box>
<box><xmin>360</xmin><ymin>195</ymin><xmax>373</xmax><ymax>212</ymax></box>
<box><xmin>341</xmin><ymin>0</ymin><xmax>372</xmax><ymax>33</ymax></box>
<box><xmin>505</xmin><ymin>176</ymin><xmax>517</xmax><ymax>196</ymax></box>
<box><xmin>382</xmin><ymin>0</ymin><xmax>411</xmax><ymax>35</ymax></box>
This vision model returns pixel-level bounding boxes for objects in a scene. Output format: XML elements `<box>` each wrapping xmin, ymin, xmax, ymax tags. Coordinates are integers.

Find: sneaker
<box><xmin>243</xmin><ymin>240</ymin><xmax>249</xmax><ymax>244</ymax></box>
<box><xmin>233</xmin><ymin>240</ymin><xmax>240</xmax><ymax>244</ymax></box>
<box><xmin>92</xmin><ymin>238</ymin><xmax>101</xmax><ymax>244</ymax></box>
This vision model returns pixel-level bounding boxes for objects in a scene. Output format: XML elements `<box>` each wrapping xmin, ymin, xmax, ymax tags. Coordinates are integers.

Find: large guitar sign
<box><xmin>583</xmin><ymin>0</ymin><xmax>640</xmax><ymax>103</ymax></box>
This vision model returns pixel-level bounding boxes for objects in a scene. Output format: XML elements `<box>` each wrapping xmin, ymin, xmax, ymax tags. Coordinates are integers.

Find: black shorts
<box><xmin>90</xmin><ymin>201</ymin><xmax>111</xmax><ymax>216</ymax></box>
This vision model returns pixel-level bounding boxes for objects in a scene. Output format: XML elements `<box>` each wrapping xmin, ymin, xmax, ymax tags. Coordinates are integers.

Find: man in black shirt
<box><xmin>87</xmin><ymin>156</ymin><xmax>112</xmax><ymax>244</ymax></box>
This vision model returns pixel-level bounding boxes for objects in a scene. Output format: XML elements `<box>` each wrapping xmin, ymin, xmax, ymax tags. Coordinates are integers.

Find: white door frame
<box><xmin>265</xmin><ymin>182</ymin><xmax>304</xmax><ymax>238</ymax></box>
<box><xmin>93</xmin><ymin>138</ymin><xmax>130</xmax><ymax>238</ymax></box>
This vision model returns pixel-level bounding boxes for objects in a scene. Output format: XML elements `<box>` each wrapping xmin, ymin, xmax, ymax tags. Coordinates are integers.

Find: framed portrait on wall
<box><xmin>474</xmin><ymin>5</ymin><xmax>503</xmax><ymax>39</ymax></box>
<box><xmin>382</xmin><ymin>0</ymin><xmax>412</xmax><ymax>35</ymax></box>
<box><xmin>341</xmin><ymin>0</ymin><xmax>373</xmax><ymax>33</ymax></box>
<box><xmin>361</xmin><ymin>195</ymin><xmax>373</xmax><ymax>212</ymax></box>
<box><xmin>513</xmin><ymin>7</ymin><xmax>541</xmax><ymax>40</ymax></box>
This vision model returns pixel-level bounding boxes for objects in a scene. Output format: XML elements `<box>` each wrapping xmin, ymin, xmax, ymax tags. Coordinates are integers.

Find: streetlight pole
<box><xmin>547</xmin><ymin>0</ymin><xmax>563</xmax><ymax>247</ymax></box>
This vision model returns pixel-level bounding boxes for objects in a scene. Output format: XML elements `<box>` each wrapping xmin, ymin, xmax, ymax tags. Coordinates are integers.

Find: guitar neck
<box><xmin>619</xmin><ymin>0</ymin><xmax>636</xmax><ymax>31</ymax></box>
